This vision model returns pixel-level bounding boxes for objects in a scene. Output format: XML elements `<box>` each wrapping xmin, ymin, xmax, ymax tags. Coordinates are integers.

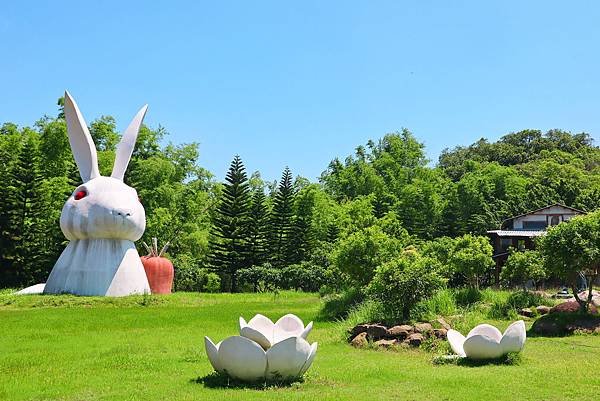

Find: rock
<box><xmin>374</xmin><ymin>339</ymin><xmax>397</xmax><ymax>348</ymax></box>
<box><xmin>433</xmin><ymin>328</ymin><xmax>448</xmax><ymax>339</ymax></box>
<box><xmin>351</xmin><ymin>332</ymin><xmax>368</xmax><ymax>348</ymax></box>
<box><xmin>365</xmin><ymin>324</ymin><xmax>389</xmax><ymax>340</ymax></box>
<box><xmin>387</xmin><ymin>326</ymin><xmax>410</xmax><ymax>340</ymax></box>
<box><xmin>349</xmin><ymin>324</ymin><xmax>369</xmax><ymax>338</ymax></box>
<box><xmin>550</xmin><ymin>301</ymin><xmax>598</xmax><ymax>315</ymax></box>
<box><xmin>531</xmin><ymin>317</ymin><xmax>563</xmax><ymax>336</ymax></box>
<box><xmin>350</xmin><ymin>323</ymin><xmax>388</xmax><ymax>340</ymax></box>
<box><xmin>519</xmin><ymin>308</ymin><xmax>535</xmax><ymax>317</ymax></box>
<box><xmin>436</xmin><ymin>317</ymin><xmax>452</xmax><ymax>330</ymax></box>
<box><xmin>536</xmin><ymin>305</ymin><xmax>551</xmax><ymax>315</ymax></box>
<box><xmin>414</xmin><ymin>323</ymin><xmax>433</xmax><ymax>334</ymax></box>
<box><xmin>406</xmin><ymin>333</ymin><xmax>424</xmax><ymax>346</ymax></box>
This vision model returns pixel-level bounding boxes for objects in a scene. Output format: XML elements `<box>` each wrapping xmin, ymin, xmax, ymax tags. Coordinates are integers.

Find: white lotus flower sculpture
<box><xmin>204</xmin><ymin>314</ymin><xmax>317</xmax><ymax>382</ymax></box>
<box><xmin>239</xmin><ymin>313</ymin><xmax>313</xmax><ymax>349</ymax></box>
<box><xmin>447</xmin><ymin>320</ymin><xmax>526</xmax><ymax>360</ymax></box>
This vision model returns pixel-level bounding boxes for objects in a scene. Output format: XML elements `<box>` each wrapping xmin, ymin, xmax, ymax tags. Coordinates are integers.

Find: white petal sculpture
<box><xmin>447</xmin><ymin>321</ymin><xmax>526</xmax><ymax>360</ymax></box>
<box><xmin>239</xmin><ymin>313</ymin><xmax>313</xmax><ymax>349</ymax></box>
<box><xmin>204</xmin><ymin>314</ymin><xmax>317</xmax><ymax>381</ymax></box>
<box><xmin>43</xmin><ymin>92</ymin><xmax>151</xmax><ymax>296</ymax></box>
<box><xmin>15</xmin><ymin>283</ymin><xmax>46</xmax><ymax>295</ymax></box>
<box><xmin>204</xmin><ymin>336</ymin><xmax>317</xmax><ymax>382</ymax></box>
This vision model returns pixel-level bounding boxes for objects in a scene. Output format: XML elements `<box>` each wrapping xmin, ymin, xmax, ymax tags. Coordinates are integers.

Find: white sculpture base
<box><xmin>44</xmin><ymin>239</ymin><xmax>150</xmax><ymax>296</ymax></box>
<box><xmin>15</xmin><ymin>283</ymin><xmax>46</xmax><ymax>295</ymax></box>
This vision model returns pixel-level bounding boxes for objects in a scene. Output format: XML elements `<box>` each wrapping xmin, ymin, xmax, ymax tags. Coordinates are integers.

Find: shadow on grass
<box><xmin>192</xmin><ymin>372</ymin><xmax>304</xmax><ymax>390</ymax></box>
<box><xmin>432</xmin><ymin>352</ymin><xmax>522</xmax><ymax>367</ymax></box>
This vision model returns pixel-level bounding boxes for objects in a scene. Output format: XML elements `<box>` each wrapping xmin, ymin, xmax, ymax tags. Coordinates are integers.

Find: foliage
<box><xmin>448</xmin><ymin>234</ymin><xmax>494</xmax><ymax>289</ymax></box>
<box><xmin>270</xmin><ymin>167</ymin><xmax>296</xmax><ymax>266</ymax></box>
<box><xmin>540</xmin><ymin>212</ymin><xmax>600</xmax><ymax>312</ymax></box>
<box><xmin>208</xmin><ymin>155</ymin><xmax>251</xmax><ymax>292</ymax></box>
<box><xmin>367</xmin><ymin>253</ymin><xmax>446</xmax><ymax>322</ymax></box>
<box><xmin>500</xmin><ymin>250</ymin><xmax>546</xmax><ymax>288</ymax></box>
<box><xmin>332</xmin><ymin>226</ymin><xmax>404</xmax><ymax>287</ymax></box>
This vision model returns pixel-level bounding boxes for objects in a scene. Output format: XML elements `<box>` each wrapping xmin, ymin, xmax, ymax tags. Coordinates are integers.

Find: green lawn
<box><xmin>0</xmin><ymin>291</ymin><xmax>598</xmax><ymax>401</ymax></box>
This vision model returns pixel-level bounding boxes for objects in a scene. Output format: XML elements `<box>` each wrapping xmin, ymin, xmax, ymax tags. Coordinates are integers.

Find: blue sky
<box><xmin>1</xmin><ymin>1</ymin><xmax>599</xmax><ymax>181</ymax></box>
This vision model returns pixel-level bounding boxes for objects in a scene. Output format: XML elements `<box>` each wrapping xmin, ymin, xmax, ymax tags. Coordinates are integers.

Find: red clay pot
<box><xmin>141</xmin><ymin>255</ymin><xmax>174</xmax><ymax>294</ymax></box>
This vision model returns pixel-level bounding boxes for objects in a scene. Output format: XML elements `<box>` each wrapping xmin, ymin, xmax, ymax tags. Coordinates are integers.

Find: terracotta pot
<box><xmin>141</xmin><ymin>255</ymin><xmax>174</xmax><ymax>294</ymax></box>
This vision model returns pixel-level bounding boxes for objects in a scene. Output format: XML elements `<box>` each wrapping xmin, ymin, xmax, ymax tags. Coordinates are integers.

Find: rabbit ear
<box><xmin>64</xmin><ymin>91</ymin><xmax>100</xmax><ymax>182</ymax></box>
<box><xmin>111</xmin><ymin>104</ymin><xmax>148</xmax><ymax>181</ymax></box>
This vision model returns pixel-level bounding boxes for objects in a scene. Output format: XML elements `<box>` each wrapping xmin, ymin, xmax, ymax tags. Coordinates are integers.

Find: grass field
<box><xmin>1</xmin><ymin>291</ymin><xmax>599</xmax><ymax>401</ymax></box>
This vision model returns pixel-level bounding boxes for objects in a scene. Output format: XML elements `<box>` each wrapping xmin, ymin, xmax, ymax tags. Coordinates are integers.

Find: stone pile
<box><xmin>349</xmin><ymin>319</ymin><xmax>449</xmax><ymax>349</ymax></box>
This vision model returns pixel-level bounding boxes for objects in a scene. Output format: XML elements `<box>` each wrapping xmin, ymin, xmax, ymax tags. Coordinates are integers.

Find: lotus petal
<box><xmin>238</xmin><ymin>316</ymin><xmax>248</xmax><ymax>332</ymax></box>
<box><xmin>218</xmin><ymin>336</ymin><xmax>267</xmax><ymax>382</ymax></box>
<box><xmin>467</xmin><ymin>324</ymin><xmax>502</xmax><ymax>342</ymax></box>
<box><xmin>447</xmin><ymin>329</ymin><xmax>466</xmax><ymax>357</ymax></box>
<box><xmin>204</xmin><ymin>337</ymin><xmax>223</xmax><ymax>373</ymax></box>
<box><xmin>500</xmin><ymin>320</ymin><xmax>526</xmax><ymax>354</ymax></box>
<box><xmin>300</xmin><ymin>321</ymin><xmax>313</xmax><ymax>339</ymax></box>
<box><xmin>274</xmin><ymin>314</ymin><xmax>305</xmax><ymax>343</ymax></box>
<box><xmin>463</xmin><ymin>334</ymin><xmax>504</xmax><ymax>359</ymax></box>
<box><xmin>246</xmin><ymin>314</ymin><xmax>275</xmax><ymax>337</ymax></box>
<box><xmin>240</xmin><ymin>326</ymin><xmax>272</xmax><ymax>350</ymax></box>
<box><xmin>266</xmin><ymin>336</ymin><xmax>311</xmax><ymax>380</ymax></box>
<box><xmin>298</xmin><ymin>342</ymin><xmax>318</xmax><ymax>376</ymax></box>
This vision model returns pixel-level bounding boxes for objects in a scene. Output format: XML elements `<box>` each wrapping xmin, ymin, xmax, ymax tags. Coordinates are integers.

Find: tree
<box><xmin>208</xmin><ymin>155</ymin><xmax>251</xmax><ymax>292</ymax></box>
<box><xmin>367</xmin><ymin>252</ymin><xmax>446</xmax><ymax>321</ymax></box>
<box><xmin>270</xmin><ymin>167</ymin><xmax>295</xmax><ymax>266</ymax></box>
<box><xmin>500</xmin><ymin>250</ymin><xmax>546</xmax><ymax>289</ymax></box>
<box><xmin>540</xmin><ymin>212</ymin><xmax>600</xmax><ymax>313</ymax></box>
<box><xmin>288</xmin><ymin>186</ymin><xmax>317</xmax><ymax>264</ymax></box>
<box><xmin>246</xmin><ymin>189</ymin><xmax>270</xmax><ymax>267</ymax></box>
<box><xmin>449</xmin><ymin>234</ymin><xmax>495</xmax><ymax>289</ymax></box>
<box><xmin>332</xmin><ymin>226</ymin><xmax>404</xmax><ymax>287</ymax></box>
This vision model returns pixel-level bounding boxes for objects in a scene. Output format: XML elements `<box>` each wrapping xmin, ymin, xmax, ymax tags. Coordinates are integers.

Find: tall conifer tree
<box><xmin>246</xmin><ymin>189</ymin><xmax>270</xmax><ymax>267</ymax></box>
<box><xmin>270</xmin><ymin>167</ymin><xmax>295</xmax><ymax>266</ymax></box>
<box><xmin>208</xmin><ymin>155</ymin><xmax>250</xmax><ymax>292</ymax></box>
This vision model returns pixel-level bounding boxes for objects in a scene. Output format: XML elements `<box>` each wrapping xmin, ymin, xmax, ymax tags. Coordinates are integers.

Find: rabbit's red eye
<box><xmin>74</xmin><ymin>190</ymin><xmax>87</xmax><ymax>200</ymax></box>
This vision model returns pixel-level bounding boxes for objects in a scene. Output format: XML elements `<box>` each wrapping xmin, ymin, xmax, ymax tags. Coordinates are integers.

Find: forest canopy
<box><xmin>1</xmin><ymin>98</ymin><xmax>599</xmax><ymax>292</ymax></box>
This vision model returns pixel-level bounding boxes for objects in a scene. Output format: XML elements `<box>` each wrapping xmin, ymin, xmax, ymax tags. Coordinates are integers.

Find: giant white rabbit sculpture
<box><xmin>43</xmin><ymin>92</ymin><xmax>151</xmax><ymax>296</ymax></box>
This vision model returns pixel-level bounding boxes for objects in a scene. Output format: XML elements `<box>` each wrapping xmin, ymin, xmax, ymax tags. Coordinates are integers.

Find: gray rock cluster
<box><xmin>349</xmin><ymin>320</ymin><xmax>449</xmax><ymax>349</ymax></box>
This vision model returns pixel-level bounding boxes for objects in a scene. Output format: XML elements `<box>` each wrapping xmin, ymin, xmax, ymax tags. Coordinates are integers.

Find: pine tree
<box><xmin>288</xmin><ymin>193</ymin><xmax>314</xmax><ymax>264</ymax></box>
<box><xmin>5</xmin><ymin>133</ymin><xmax>47</xmax><ymax>286</ymax></box>
<box><xmin>246</xmin><ymin>189</ymin><xmax>270</xmax><ymax>267</ymax></box>
<box><xmin>270</xmin><ymin>167</ymin><xmax>295</xmax><ymax>266</ymax></box>
<box><xmin>208</xmin><ymin>155</ymin><xmax>251</xmax><ymax>292</ymax></box>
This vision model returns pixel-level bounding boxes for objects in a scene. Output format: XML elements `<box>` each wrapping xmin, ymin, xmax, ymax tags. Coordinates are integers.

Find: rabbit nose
<box><xmin>112</xmin><ymin>208</ymin><xmax>133</xmax><ymax>218</ymax></box>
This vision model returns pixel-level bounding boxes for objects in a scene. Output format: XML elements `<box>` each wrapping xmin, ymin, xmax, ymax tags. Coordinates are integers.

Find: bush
<box><xmin>411</xmin><ymin>288</ymin><xmax>458</xmax><ymax>322</ymax></box>
<box><xmin>238</xmin><ymin>264</ymin><xmax>282</xmax><ymax>292</ymax></box>
<box><xmin>204</xmin><ymin>273</ymin><xmax>221</xmax><ymax>293</ymax></box>
<box><xmin>454</xmin><ymin>287</ymin><xmax>484</xmax><ymax>306</ymax></box>
<box><xmin>281</xmin><ymin>262</ymin><xmax>330</xmax><ymax>292</ymax></box>
<box><xmin>367</xmin><ymin>254</ymin><xmax>446</xmax><ymax>322</ymax></box>
<box><xmin>318</xmin><ymin>287</ymin><xmax>365</xmax><ymax>321</ymax></box>
<box><xmin>172</xmin><ymin>254</ymin><xmax>214</xmax><ymax>292</ymax></box>
<box><xmin>488</xmin><ymin>290</ymin><xmax>552</xmax><ymax>319</ymax></box>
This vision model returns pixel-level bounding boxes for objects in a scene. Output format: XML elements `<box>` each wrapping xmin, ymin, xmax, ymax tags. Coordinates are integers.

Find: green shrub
<box><xmin>454</xmin><ymin>287</ymin><xmax>484</xmax><ymax>306</ymax></box>
<box><xmin>172</xmin><ymin>254</ymin><xmax>212</xmax><ymax>292</ymax></box>
<box><xmin>411</xmin><ymin>288</ymin><xmax>458</xmax><ymax>322</ymax></box>
<box><xmin>281</xmin><ymin>262</ymin><xmax>330</xmax><ymax>292</ymax></box>
<box><xmin>488</xmin><ymin>290</ymin><xmax>551</xmax><ymax>319</ymax></box>
<box><xmin>367</xmin><ymin>254</ymin><xmax>446</xmax><ymax>322</ymax></box>
<box><xmin>238</xmin><ymin>264</ymin><xmax>282</xmax><ymax>292</ymax></box>
<box><xmin>318</xmin><ymin>287</ymin><xmax>365</xmax><ymax>321</ymax></box>
<box><xmin>204</xmin><ymin>273</ymin><xmax>221</xmax><ymax>293</ymax></box>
